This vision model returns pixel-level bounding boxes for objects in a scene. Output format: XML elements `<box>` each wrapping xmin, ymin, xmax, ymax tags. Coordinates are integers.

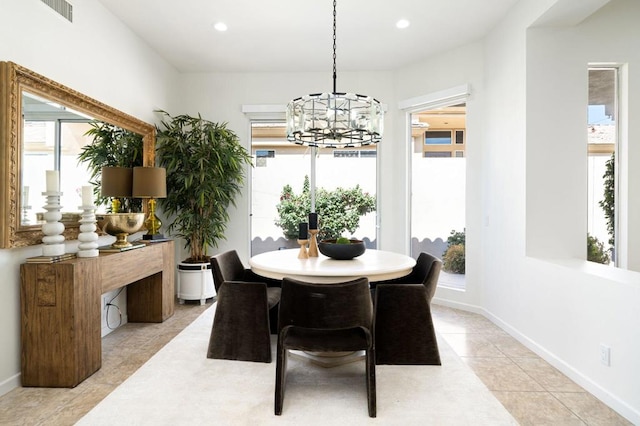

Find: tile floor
<box><xmin>434</xmin><ymin>306</ymin><xmax>631</xmax><ymax>425</ymax></box>
<box><xmin>0</xmin><ymin>301</ymin><xmax>632</xmax><ymax>425</ymax></box>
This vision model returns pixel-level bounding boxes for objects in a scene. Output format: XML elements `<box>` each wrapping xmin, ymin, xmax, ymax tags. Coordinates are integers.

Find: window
<box><xmin>422</xmin><ymin>129</ymin><xmax>465</xmax><ymax>158</ymax></box>
<box><xmin>256</xmin><ymin>149</ymin><xmax>275</xmax><ymax>158</ymax></box>
<box><xmin>424</xmin><ymin>151</ymin><xmax>451</xmax><ymax>158</ymax></box>
<box><xmin>455</xmin><ymin>130</ymin><xmax>464</xmax><ymax>144</ymax></box>
<box><xmin>22</xmin><ymin>117</ymin><xmax>94</xmax><ymax>222</ymax></box>
<box><xmin>250</xmin><ymin>122</ymin><xmax>378</xmax><ymax>255</ymax></box>
<box><xmin>425</xmin><ymin>131</ymin><xmax>452</xmax><ymax>145</ymax></box>
<box><xmin>411</xmin><ymin>104</ymin><xmax>466</xmax><ymax>289</ymax></box>
<box><xmin>587</xmin><ymin>67</ymin><xmax>617</xmax><ymax>265</ymax></box>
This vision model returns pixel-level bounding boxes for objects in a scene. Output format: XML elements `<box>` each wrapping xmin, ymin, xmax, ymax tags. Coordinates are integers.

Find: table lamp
<box><xmin>100</xmin><ymin>166</ymin><xmax>144</xmax><ymax>248</ymax></box>
<box><xmin>132</xmin><ymin>166</ymin><xmax>167</xmax><ymax>240</ymax></box>
<box><xmin>101</xmin><ymin>166</ymin><xmax>133</xmax><ymax>212</ymax></box>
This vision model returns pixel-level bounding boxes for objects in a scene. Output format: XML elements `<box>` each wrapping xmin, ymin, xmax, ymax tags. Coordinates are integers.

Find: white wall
<box><xmin>477</xmin><ymin>0</ymin><xmax>639</xmax><ymax>422</ymax></box>
<box><xmin>521</xmin><ymin>0</ymin><xmax>640</xmax><ymax>419</ymax></box>
<box><xmin>0</xmin><ymin>0</ymin><xmax>179</xmax><ymax>396</ymax></box>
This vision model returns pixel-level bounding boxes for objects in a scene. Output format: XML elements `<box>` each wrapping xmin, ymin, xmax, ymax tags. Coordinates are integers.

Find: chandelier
<box><xmin>286</xmin><ymin>0</ymin><xmax>384</xmax><ymax>148</ymax></box>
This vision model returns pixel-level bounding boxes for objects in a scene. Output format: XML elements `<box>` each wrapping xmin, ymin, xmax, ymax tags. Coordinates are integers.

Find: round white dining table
<box><xmin>249</xmin><ymin>248</ymin><xmax>416</xmax><ymax>284</ymax></box>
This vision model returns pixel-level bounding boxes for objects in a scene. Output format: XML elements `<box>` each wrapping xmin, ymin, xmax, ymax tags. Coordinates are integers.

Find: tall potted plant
<box><xmin>155</xmin><ymin>110</ymin><xmax>252</xmax><ymax>303</ymax></box>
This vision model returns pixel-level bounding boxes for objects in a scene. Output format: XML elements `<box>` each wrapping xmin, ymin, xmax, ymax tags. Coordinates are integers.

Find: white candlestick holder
<box><xmin>77</xmin><ymin>205</ymin><xmax>99</xmax><ymax>258</ymax></box>
<box><xmin>22</xmin><ymin>204</ymin><xmax>31</xmax><ymax>225</ymax></box>
<box><xmin>41</xmin><ymin>191</ymin><xmax>65</xmax><ymax>256</ymax></box>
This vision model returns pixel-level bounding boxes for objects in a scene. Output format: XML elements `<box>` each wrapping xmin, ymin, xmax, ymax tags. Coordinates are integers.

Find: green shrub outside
<box><xmin>442</xmin><ymin>229</ymin><xmax>466</xmax><ymax>274</ymax></box>
<box><xmin>443</xmin><ymin>244</ymin><xmax>465</xmax><ymax>274</ymax></box>
<box><xmin>587</xmin><ymin>234</ymin><xmax>610</xmax><ymax>264</ymax></box>
<box><xmin>275</xmin><ymin>176</ymin><xmax>376</xmax><ymax>241</ymax></box>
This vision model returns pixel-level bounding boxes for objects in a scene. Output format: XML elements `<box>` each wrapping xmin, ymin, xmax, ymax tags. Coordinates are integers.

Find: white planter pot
<box><xmin>177</xmin><ymin>261</ymin><xmax>215</xmax><ymax>305</ymax></box>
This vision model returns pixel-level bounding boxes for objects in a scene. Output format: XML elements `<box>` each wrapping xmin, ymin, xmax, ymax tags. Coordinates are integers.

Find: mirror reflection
<box><xmin>21</xmin><ymin>91</ymin><xmax>96</xmax><ymax>226</ymax></box>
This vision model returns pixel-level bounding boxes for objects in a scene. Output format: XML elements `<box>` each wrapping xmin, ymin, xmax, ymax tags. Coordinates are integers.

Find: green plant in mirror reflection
<box><xmin>77</xmin><ymin>121</ymin><xmax>143</xmax><ymax>212</ymax></box>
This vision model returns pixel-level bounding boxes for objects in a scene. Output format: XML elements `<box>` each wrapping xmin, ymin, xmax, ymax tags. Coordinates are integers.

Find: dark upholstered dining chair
<box><xmin>210</xmin><ymin>250</ymin><xmax>281</xmax><ymax>334</ymax></box>
<box><xmin>207</xmin><ymin>280</ymin><xmax>272</xmax><ymax>363</ymax></box>
<box><xmin>370</xmin><ymin>251</ymin><xmax>441</xmax><ymax>302</ymax></box>
<box><xmin>373</xmin><ymin>252</ymin><xmax>442</xmax><ymax>365</ymax></box>
<box><xmin>206</xmin><ymin>250</ymin><xmax>281</xmax><ymax>363</ymax></box>
<box><xmin>275</xmin><ymin>277</ymin><xmax>376</xmax><ymax>418</ymax></box>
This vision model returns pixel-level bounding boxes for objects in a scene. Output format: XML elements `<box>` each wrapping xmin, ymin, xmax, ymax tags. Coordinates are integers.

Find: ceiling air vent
<box><xmin>41</xmin><ymin>0</ymin><xmax>73</xmax><ymax>22</ymax></box>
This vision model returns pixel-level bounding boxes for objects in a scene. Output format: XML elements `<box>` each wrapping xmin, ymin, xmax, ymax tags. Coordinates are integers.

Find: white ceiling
<box><xmin>97</xmin><ymin>0</ymin><xmax>520</xmax><ymax>73</ymax></box>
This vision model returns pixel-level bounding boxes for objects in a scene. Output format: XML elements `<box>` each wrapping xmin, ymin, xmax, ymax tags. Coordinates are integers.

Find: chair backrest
<box><xmin>410</xmin><ymin>252</ymin><xmax>442</xmax><ymax>302</ymax></box>
<box><xmin>211</xmin><ymin>250</ymin><xmax>246</xmax><ymax>292</ymax></box>
<box><xmin>279</xmin><ymin>277</ymin><xmax>372</xmax><ymax>331</ymax></box>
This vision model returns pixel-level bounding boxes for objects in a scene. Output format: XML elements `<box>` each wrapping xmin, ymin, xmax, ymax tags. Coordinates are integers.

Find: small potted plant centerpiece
<box><xmin>155</xmin><ymin>111</ymin><xmax>252</xmax><ymax>304</ymax></box>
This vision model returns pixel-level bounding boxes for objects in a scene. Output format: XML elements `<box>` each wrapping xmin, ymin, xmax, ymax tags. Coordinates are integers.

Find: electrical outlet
<box><xmin>600</xmin><ymin>344</ymin><xmax>611</xmax><ymax>366</ymax></box>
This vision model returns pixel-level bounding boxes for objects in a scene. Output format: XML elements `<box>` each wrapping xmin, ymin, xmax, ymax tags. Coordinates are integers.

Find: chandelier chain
<box><xmin>285</xmin><ymin>0</ymin><xmax>383</xmax><ymax>148</ymax></box>
<box><xmin>332</xmin><ymin>0</ymin><xmax>337</xmax><ymax>94</ymax></box>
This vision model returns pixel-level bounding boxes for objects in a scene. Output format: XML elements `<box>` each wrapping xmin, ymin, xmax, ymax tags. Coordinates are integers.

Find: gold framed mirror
<box><xmin>0</xmin><ymin>61</ymin><xmax>155</xmax><ymax>248</ymax></box>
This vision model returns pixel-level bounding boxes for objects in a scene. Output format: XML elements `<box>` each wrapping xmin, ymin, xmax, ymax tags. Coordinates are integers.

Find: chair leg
<box><xmin>274</xmin><ymin>340</ymin><xmax>287</xmax><ymax>415</ymax></box>
<box><xmin>269</xmin><ymin>304</ymin><xmax>279</xmax><ymax>335</ymax></box>
<box><xmin>366</xmin><ymin>348</ymin><xmax>377</xmax><ymax>418</ymax></box>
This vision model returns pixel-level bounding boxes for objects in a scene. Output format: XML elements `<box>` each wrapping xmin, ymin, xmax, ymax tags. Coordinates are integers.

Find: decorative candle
<box><xmin>309</xmin><ymin>212</ymin><xmax>318</xmax><ymax>229</ymax></box>
<box><xmin>82</xmin><ymin>185</ymin><xmax>93</xmax><ymax>206</ymax></box>
<box><xmin>298</xmin><ymin>222</ymin><xmax>308</xmax><ymax>240</ymax></box>
<box><xmin>45</xmin><ymin>170</ymin><xmax>59</xmax><ymax>192</ymax></box>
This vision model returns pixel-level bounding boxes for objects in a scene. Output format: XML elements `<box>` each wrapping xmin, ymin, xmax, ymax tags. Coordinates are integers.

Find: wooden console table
<box><xmin>20</xmin><ymin>241</ymin><xmax>175</xmax><ymax>387</ymax></box>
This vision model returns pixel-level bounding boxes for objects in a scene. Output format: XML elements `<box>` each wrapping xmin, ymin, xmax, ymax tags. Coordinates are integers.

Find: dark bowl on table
<box><xmin>318</xmin><ymin>239</ymin><xmax>366</xmax><ymax>260</ymax></box>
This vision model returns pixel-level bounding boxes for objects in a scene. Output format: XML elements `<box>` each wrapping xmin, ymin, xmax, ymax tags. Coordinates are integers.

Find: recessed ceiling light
<box><xmin>396</xmin><ymin>19</ymin><xmax>410</xmax><ymax>29</ymax></box>
<box><xmin>214</xmin><ymin>22</ymin><xmax>228</xmax><ymax>32</ymax></box>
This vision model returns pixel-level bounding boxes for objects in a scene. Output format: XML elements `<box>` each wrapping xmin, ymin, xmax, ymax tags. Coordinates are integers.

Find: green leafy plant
<box><xmin>443</xmin><ymin>244</ymin><xmax>465</xmax><ymax>274</ymax></box>
<box><xmin>443</xmin><ymin>229</ymin><xmax>466</xmax><ymax>273</ymax></box>
<box><xmin>587</xmin><ymin>234</ymin><xmax>610</xmax><ymax>264</ymax></box>
<box><xmin>599</xmin><ymin>152</ymin><xmax>615</xmax><ymax>248</ymax></box>
<box><xmin>156</xmin><ymin>111</ymin><xmax>252</xmax><ymax>263</ymax></box>
<box><xmin>77</xmin><ymin>121</ymin><xmax>143</xmax><ymax>212</ymax></box>
<box><xmin>446</xmin><ymin>229</ymin><xmax>465</xmax><ymax>247</ymax></box>
<box><xmin>275</xmin><ymin>176</ymin><xmax>376</xmax><ymax>241</ymax></box>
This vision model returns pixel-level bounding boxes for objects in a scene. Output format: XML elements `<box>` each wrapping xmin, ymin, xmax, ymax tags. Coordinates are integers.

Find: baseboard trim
<box><xmin>433</xmin><ymin>299</ymin><xmax>639</xmax><ymax>425</ymax></box>
<box><xmin>432</xmin><ymin>297</ymin><xmax>483</xmax><ymax>315</ymax></box>
<box><xmin>483</xmin><ymin>309</ymin><xmax>640</xmax><ymax>425</ymax></box>
<box><xmin>0</xmin><ymin>373</ymin><xmax>21</xmax><ymax>398</ymax></box>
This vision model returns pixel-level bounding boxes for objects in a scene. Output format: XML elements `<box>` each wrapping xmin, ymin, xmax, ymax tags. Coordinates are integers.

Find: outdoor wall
<box><xmin>0</xmin><ymin>0</ymin><xmax>179</xmax><ymax>396</ymax></box>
